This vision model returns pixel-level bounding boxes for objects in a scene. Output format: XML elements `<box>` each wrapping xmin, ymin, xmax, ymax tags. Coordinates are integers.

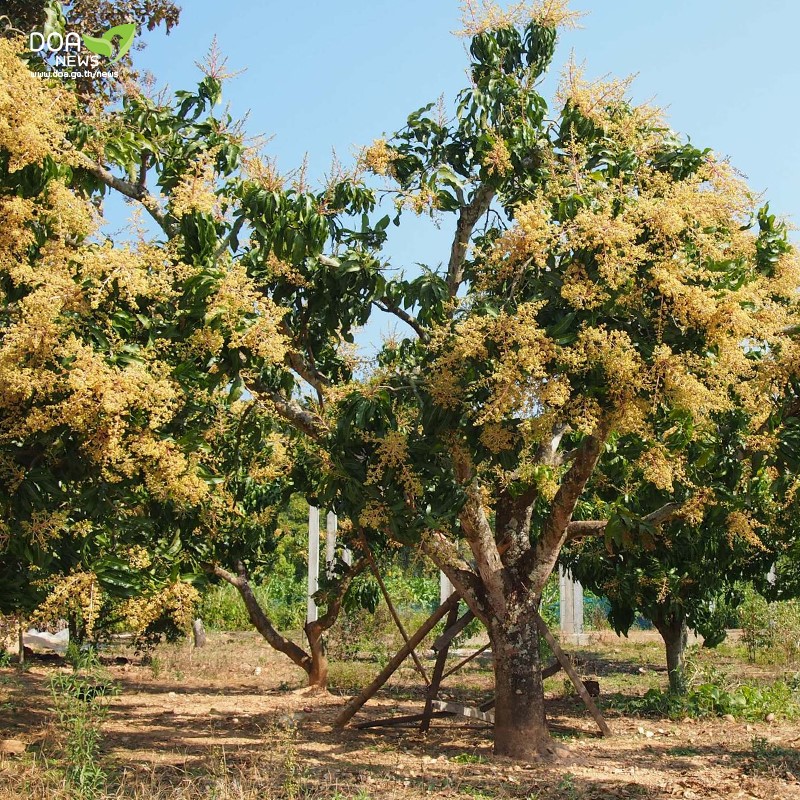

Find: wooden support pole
<box><xmin>334</xmin><ymin>593</ymin><xmax>460</xmax><ymax>728</ymax></box>
<box><xmin>420</xmin><ymin>602</ymin><xmax>459</xmax><ymax>732</ymax></box>
<box><xmin>442</xmin><ymin>642</ymin><xmax>491</xmax><ymax>680</ymax></box>
<box><xmin>432</xmin><ymin>609</ymin><xmax>474</xmax><ymax>652</ymax></box>
<box><xmin>359</xmin><ymin>534</ymin><xmax>430</xmax><ymax>684</ymax></box>
<box><xmin>354</xmin><ymin>711</ymin><xmax>453</xmax><ymax>729</ymax></box>
<box><xmin>533</xmin><ymin>608</ymin><xmax>612</xmax><ymax>737</ymax></box>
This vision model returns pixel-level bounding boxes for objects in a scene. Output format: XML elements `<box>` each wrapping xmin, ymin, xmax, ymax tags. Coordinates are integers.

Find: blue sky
<box><xmin>131</xmin><ymin>0</ymin><xmax>799</xmax><ymax>216</ymax></box>
<box><xmin>121</xmin><ymin>1</ymin><xmax>799</xmax><ymax>348</ymax></box>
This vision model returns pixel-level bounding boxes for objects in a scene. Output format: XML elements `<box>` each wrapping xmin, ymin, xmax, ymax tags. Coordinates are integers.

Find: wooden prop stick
<box><xmin>359</xmin><ymin>534</ymin><xmax>429</xmax><ymax>684</ymax></box>
<box><xmin>355</xmin><ymin>711</ymin><xmax>453</xmax><ymax>729</ymax></box>
<box><xmin>335</xmin><ymin>593</ymin><xmax>460</xmax><ymax>728</ymax></box>
<box><xmin>532</xmin><ymin>608</ymin><xmax>612</xmax><ymax>737</ymax></box>
<box><xmin>432</xmin><ymin>609</ymin><xmax>474</xmax><ymax>652</ymax></box>
<box><xmin>442</xmin><ymin>641</ymin><xmax>491</xmax><ymax>680</ymax></box>
<box><xmin>420</xmin><ymin>602</ymin><xmax>460</xmax><ymax>732</ymax></box>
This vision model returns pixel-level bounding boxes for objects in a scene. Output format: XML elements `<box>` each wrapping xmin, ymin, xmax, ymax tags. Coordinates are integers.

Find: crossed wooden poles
<box><xmin>308</xmin><ymin>507</ymin><xmax>610</xmax><ymax>736</ymax></box>
<box><xmin>333</xmin><ymin>564</ymin><xmax>612</xmax><ymax>738</ymax></box>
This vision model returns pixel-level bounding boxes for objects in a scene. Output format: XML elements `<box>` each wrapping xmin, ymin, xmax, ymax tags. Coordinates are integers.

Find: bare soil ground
<box><xmin>1</xmin><ymin>630</ymin><xmax>799</xmax><ymax>799</ymax></box>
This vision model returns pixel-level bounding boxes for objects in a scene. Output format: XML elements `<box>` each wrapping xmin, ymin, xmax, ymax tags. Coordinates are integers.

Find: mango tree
<box><xmin>0</xmin><ymin>35</ymin><xmax>371</xmax><ymax>677</ymax></box>
<box><xmin>304</xmin><ymin>8</ymin><xmax>799</xmax><ymax>758</ymax></box>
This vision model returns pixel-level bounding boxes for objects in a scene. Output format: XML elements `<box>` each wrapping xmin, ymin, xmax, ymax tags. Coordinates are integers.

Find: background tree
<box><xmin>0</xmin><ymin>33</ymin><xmax>377</xmax><ymax>681</ymax></box>
<box><xmin>563</xmin><ymin>358</ymin><xmax>799</xmax><ymax>693</ymax></box>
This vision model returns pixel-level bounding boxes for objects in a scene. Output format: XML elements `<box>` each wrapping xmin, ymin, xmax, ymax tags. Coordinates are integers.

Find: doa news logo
<box><xmin>29</xmin><ymin>23</ymin><xmax>135</xmax><ymax>79</ymax></box>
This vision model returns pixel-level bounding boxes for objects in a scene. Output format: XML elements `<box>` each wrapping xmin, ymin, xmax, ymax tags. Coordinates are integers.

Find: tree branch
<box><xmin>459</xmin><ymin>478</ymin><xmax>508</xmax><ymax>618</ymax></box>
<box><xmin>419</xmin><ymin>528</ymin><xmax>487</xmax><ymax>623</ymax></box>
<box><xmin>372</xmin><ymin>299</ymin><xmax>430</xmax><ymax>343</ymax></box>
<box><xmin>78</xmin><ymin>153</ymin><xmax>176</xmax><ymax>237</ymax></box>
<box><xmin>522</xmin><ymin>418</ymin><xmax>611</xmax><ymax>590</ymax></box>
<box><xmin>308</xmin><ymin>556</ymin><xmax>366</xmax><ymax>633</ymax></box>
<box><xmin>496</xmin><ymin>482</ymin><xmax>539</xmax><ymax>566</ymax></box>
<box><xmin>447</xmin><ymin>184</ymin><xmax>495</xmax><ymax>298</ymax></box>
<box><xmin>534</xmin><ymin>423</ymin><xmax>569</xmax><ymax>467</ymax></box>
<box><xmin>279</xmin><ymin>322</ymin><xmax>331</xmax><ymax>393</ymax></box>
<box><xmin>206</xmin><ymin>561</ymin><xmax>313</xmax><ymax>675</ymax></box>
<box><xmin>250</xmin><ymin>381</ymin><xmax>326</xmax><ymax>442</ymax></box>
<box><xmin>565</xmin><ymin>501</ymin><xmax>685</xmax><ymax>542</ymax></box>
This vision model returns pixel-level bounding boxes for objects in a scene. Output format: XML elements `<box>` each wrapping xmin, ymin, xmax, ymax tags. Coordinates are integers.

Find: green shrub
<box><xmin>739</xmin><ymin>586</ymin><xmax>800</xmax><ymax>664</ymax></box>
<box><xmin>609</xmin><ymin>673</ymin><xmax>800</xmax><ymax>721</ymax></box>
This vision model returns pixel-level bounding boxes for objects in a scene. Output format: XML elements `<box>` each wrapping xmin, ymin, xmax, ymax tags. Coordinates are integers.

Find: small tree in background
<box><xmin>564</xmin><ymin>394</ymin><xmax>799</xmax><ymax>693</ymax></box>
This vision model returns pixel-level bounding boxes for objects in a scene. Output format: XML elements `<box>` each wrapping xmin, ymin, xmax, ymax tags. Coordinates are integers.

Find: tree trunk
<box><xmin>304</xmin><ymin>621</ymin><xmax>329</xmax><ymax>689</ymax></box>
<box><xmin>653</xmin><ymin>610</ymin><xmax>688</xmax><ymax>694</ymax></box>
<box><xmin>489</xmin><ymin>605</ymin><xmax>559</xmax><ymax>760</ymax></box>
<box><xmin>67</xmin><ymin>612</ymin><xmax>85</xmax><ymax>647</ymax></box>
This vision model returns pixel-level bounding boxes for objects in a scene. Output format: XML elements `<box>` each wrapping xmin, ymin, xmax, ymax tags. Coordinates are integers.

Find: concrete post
<box><xmin>440</xmin><ymin>572</ymin><xmax>454</xmax><ymax>606</ymax></box>
<box><xmin>559</xmin><ymin>565</ymin><xmax>587</xmax><ymax>645</ymax></box>
<box><xmin>307</xmin><ymin>505</ymin><xmax>320</xmax><ymax>623</ymax></box>
<box><xmin>325</xmin><ymin>511</ymin><xmax>337</xmax><ymax>577</ymax></box>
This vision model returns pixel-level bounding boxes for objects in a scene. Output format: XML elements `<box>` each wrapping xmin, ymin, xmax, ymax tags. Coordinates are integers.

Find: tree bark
<box><xmin>303</xmin><ymin>620</ymin><xmax>329</xmax><ymax>689</ymax></box>
<box><xmin>17</xmin><ymin>618</ymin><xmax>24</xmax><ymax>666</ymax></box>
<box><xmin>488</xmin><ymin>601</ymin><xmax>560</xmax><ymax>760</ymax></box>
<box><xmin>206</xmin><ymin>556</ymin><xmax>364</xmax><ymax>691</ymax></box>
<box><xmin>653</xmin><ymin>610</ymin><xmax>689</xmax><ymax>694</ymax></box>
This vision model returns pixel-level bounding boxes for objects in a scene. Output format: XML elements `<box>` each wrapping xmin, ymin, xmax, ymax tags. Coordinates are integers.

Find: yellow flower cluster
<box><xmin>130</xmin><ymin>433</ymin><xmax>209</xmax><ymax>506</ymax></box>
<box><xmin>358</xmin><ymin>500</ymin><xmax>390</xmax><ymax>532</ymax></box>
<box><xmin>485</xmin><ymin>196</ymin><xmax>555</xmax><ymax>284</ymax></box>
<box><xmin>557</xmin><ymin>63</ymin><xmax>663</xmax><ymax>152</ymax></box>
<box><xmin>34</xmin><ymin>571</ymin><xmax>103</xmax><ymax>635</ymax></box>
<box><xmin>396</xmin><ymin>188</ymin><xmax>440</xmax><ymax>215</ymax></box>
<box><xmin>0</xmin><ymin>38</ymin><xmax>71</xmax><ymax>171</ymax></box>
<box><xmin>366</xmin><ymin>429</ymin><xmax>423</xmax><ymax>502</ymax></box>
<box><xmin>483</xmin><ymin>137</ymin><xmax>513</xmax><ymax>177</ymax></box>
<box><xmin>479</xmin><ymin>422</ymin><xmax>516</xmax><ymax>453</ymax></box>
<box><xmin>126</xmin><ymin>545</ymin><xmax>152</xmax><ymax>570</ymax></box>
<box><xmin>639</xmin><ymin>445</ymin><xmax>681</xmax><ymax>492</ymax></box>
<box><xmin>725</xmin><ymin>511</ymin><xmax>765</xmax><ymax>550</ymax></box>
<box><xmin>117</xmin><ymin>580</ymin><xmax>200</xmax><ymax>635</ymax></box>
<box><xmin>21</xmin><ymin>510</ymin><xmax>69</xmax><ymax>549</ymax></box>
<box><xmin>170</xmin><ymin>156</ymin><xmax>218</xmax><ymax>218</ymax></box>
<box><xmin>429</xmin><ymin>302</ymin><xmax>554</xmax><ymax>423</ymax></box>
<box><xmin>457</xmin><ymin>0</ymin><xmax>584</xmax><ymax>37</ymax></box>
<box><xmin>360</xmin><ymin>139</ymin><xmax>398</xmax><ymax>177</ymax></box>
<box><xmin>206</xmin><ymin>263</ymin><xmax>288</xmax><ymax>364</ymax></box>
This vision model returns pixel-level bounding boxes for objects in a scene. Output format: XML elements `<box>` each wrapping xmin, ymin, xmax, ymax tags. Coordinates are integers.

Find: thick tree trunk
<box><xmin>653</xmin><ymin>611</ymin><xmax>688</xmax><ymax>694</ymax></box>
<box><xmin>489</xmin><ymin>605</ymin><xmax>560</xmax><ymax>760</ymax></box>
